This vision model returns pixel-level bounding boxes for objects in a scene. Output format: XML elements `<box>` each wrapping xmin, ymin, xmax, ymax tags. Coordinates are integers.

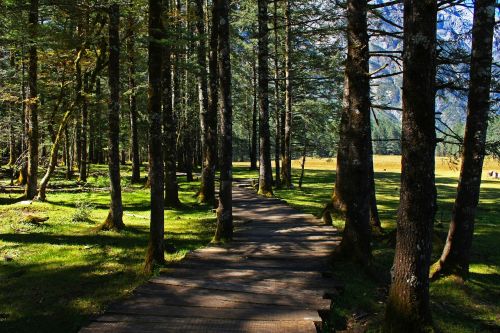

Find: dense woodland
<box><xmin>0</xmin><ymin>0</ymin><xmax>499</xmax><ymax>332</ymax></box>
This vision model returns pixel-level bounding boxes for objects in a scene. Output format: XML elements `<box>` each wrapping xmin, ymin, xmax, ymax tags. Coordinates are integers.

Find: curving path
<box><xmin>80</xmin><ymin>180</ymin><xmax>341</xmax><ymax>333</ymax></box>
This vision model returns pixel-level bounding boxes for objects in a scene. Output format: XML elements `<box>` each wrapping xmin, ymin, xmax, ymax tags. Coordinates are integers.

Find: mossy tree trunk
<box><xmin>431</xmin><ymin>0</ymin><xmax>496</xmax><ymax>280</ymax></box>
<box><xmin>257</xmin><ymin>0</ymin><xmax>274</xmax><ymax>197</ymax></box>
<box><xmin>331</xmin><ymin>0</ymin><xmax>372</xmax><ymax>265</ymax></box>
<box><xmin>214</xmin><ymin>0</ymin><xmax>233</xmax><ymax>242</ymax></box>
<box><xmin>145</xmin><ymin>0</ymin><xmax>166</xmax><ymax>273</ymax></box>
<box><xmin>385</xmin><ymin>1</ymin><xmax>438</xmax><ymax>331</ymax></box>
<box><xmin>25</xmin><ymin>0</ymin><xmax>39</xmax><ymax>200</ymax></box>
<box><xmin>102</xmin><ymin>3</ymin><xmax>124</xmax><ymax>231</ymax></box>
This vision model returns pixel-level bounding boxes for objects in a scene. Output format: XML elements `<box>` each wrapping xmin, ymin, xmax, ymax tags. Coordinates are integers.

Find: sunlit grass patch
<box><xmin>0</xmin><ymin>164</ymin><xmax>215</xmax><ymax>333</ymax></box>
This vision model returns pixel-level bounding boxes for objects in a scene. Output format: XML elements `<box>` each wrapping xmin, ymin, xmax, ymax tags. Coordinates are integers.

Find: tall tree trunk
<box><xmin>18</xmin><ymin>51</ymin><xmax>28</xmax><ymax>186</ymax></box>
<box><xmin>127</xmin><ymin>16</ymin><xmax>141</xmax><ymax>183</ymax></box>
<box><xmin>183</xmin><ymin>0</ymin><xmax>194</xmax><ymax>183</ymax></box>
<box><xmin>368</xmin><ymin>139</ymin><xmax>382</xmax><ymax>232</ymax></box>
<box><xmin>250</xmin><ymin>53</ymin><xmax>258</xmax><ymax>170</ymax></box>
<box><xmin>8</xmin><ymin>111</ymin><xmax>15</xmax><ymax>166</ymax></box>
<box><xmin>38</xmin><ymin>109</ymin><xmax>73</xmax><ymax>201</ymax></box>
<box><xmin>163</xmin><ymin>0</ymin><xmax>180</xmax><ymax>207</ymax></box>
<box><xmin>101</xmin><ymin>3</ymin><xmax>124</xmax><ymax>231</ymax></box>
<box><xmin>431</xmin><ymin>0</ymin><xmax>495</xmax><ymax>280</ymax></box>
<box><xmin>385</xmin><ymin>0</ymin><xmax>437</xmax><ymax>330</ymax></box>
<box><xmin>298</xmin><ymin>139</ymin><xmax>307</xmax><ymax>189</ymax></box>
<box><xmin>214</xmin><ymin>0</ymin><xmax>233</xmax><ymax>242</ymax></box>
<box><xmin>79</xmin><ymin>74</ymin><xmax>89</xmax><ymax>182</ymax></box>
<box><xmin>281</xmin><ymin>0</ymin><xmax>292</xmax><ymax>189</ymax></box>
<box><xmin>197</xmin><ymin>0</ymin><xmax>217</xmax><ymax>204</ymax></box>
<box><xmin>272</xmin><ymin>0</ymin><xmax>281</xmax><ymax>187</ymax></box>
<box><xmin>257</xmin><ymin>0</ymin><xmax>273</xmax><ymax>196</ymax></box>
<box><xmin>331</xmin><ymin>0</ymin><xmax>372</xmax><ymax>265</ymax></box>
<box><xmin>145</xmin><ymin>0</ymin><xmax>166</xmax><ymax>272</ymax></box>
<box><xmin>25</xmin><ymin>0</ymin><xmax>39</xmax><ymax>200</ymax></box>
<box><xmin>64</xmin><ymin>127</ymin><xmax>72</xmax><ymax>179</ymax></box>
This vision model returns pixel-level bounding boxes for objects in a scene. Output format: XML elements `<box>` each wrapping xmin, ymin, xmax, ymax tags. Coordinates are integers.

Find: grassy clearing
<box><xmin>0</xmin><ymin>165</ymin><xmax>216</xmax><ymax>333</ymax></box>
<box><xmin>234</xmin><ymin>156</ymin><xmax>500</xmax><ymax>333</ymax></box>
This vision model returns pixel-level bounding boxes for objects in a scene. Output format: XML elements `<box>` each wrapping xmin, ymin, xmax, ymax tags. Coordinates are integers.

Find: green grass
<box><xmin>232</xmin><ymin>161</ymin><xmax>500</xmax><ymax>333</ymax></box>
<box><xmin>0</xmin><ymin>164</ymin><xmax>216</xmax><ymax>333</ymax></box>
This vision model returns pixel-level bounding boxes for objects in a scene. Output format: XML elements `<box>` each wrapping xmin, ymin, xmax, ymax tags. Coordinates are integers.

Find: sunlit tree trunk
<box><xmin>431</xmin><ymin>0</ymin><xmax>496</xmax><ymax>280</ymax></box>
<box><xmin>250</xmin><ymin>53</ymin><xmax>258</xmax><ymax>170</ymax></box>
<box><xmin>25</xmin><ymin>0</ymin><xmax>39</xmax><ymax>200</ymax></box>
<box><xmin>214</xmin><ymin>0</ymin><xmax>233</xmax><ymax>242</ymax></box>
<box><xmin>257</xmin><ymin>0</ymin><xmax>273</xmax><ymax>196</ymax></box>
<box><xmin>281</xmin><ymin>0</ymin><xmax>292</xmax><ymax>189</ymax></box>
<box><xmin>164</xmin><ymin>0</ymin><xmax>181</xmax><ymax>207</ymax></box>
<box><xmin>197</xmin><ymin>0</ymin><xmax>217</xmax><ymax>204</ymax></box>
<box><xmin>145</xmin><ymin>0</ymin><xmax>166</xmax><ymax>272</ymax></box>
<box><xmin>101</xmin><ymin>3</ymin><xmax>124</xmax><ymax>231</ymax></box>
<box><xmin>79</xmin><ymin>74</ymin><xmax>89</xmax><ymax>182</ymax></box>
<box><xmin>385</xmin><ymin>0</ymin><xmax>437</xmax><ymax>330</ymax></box>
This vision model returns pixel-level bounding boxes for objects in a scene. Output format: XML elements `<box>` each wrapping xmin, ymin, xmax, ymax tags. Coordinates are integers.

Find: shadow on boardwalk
<box><xmin>80</xmin><ymin>181</ymin><xmax>342</xmax><ymax>333</ymax></box>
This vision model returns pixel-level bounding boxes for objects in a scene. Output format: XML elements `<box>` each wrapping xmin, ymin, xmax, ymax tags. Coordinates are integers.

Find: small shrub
<box><xmin>71</xmin><ymin>199</ymin><xmax>95</xmax><ymax>223</ymax></box>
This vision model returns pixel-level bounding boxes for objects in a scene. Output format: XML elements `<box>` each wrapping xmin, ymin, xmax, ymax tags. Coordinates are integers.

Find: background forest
<box><xmin>0</xmin><ymin>0</ymin><xmax>499</xmax><ymax>332</ymax></box>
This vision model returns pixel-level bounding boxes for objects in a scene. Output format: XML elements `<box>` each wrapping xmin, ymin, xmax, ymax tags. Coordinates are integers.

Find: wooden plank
<box><xmin>134</xmin><ymin>284</ymin><xmax>331</xmax><ymax>308</ymax></box>
<box><xmin>149</xmin><ymin>276</ymin><xmax>328</xmax><ymax>300</ymax></box>
<box><xmin>106</xmin><ymin>303</ymin><xmax>322</xmax><ymax>322</ymax></box>
<box><xmin>81</xmin><ymin>316</ymin><xmax>317</xmax><ymax>333</ymax></box>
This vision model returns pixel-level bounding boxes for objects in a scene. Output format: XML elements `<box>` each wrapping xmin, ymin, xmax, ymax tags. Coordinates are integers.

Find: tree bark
<box><xmin>280</xmin><ymin>0</ymin><xmax>293</xmax><ymax>189</ymax></box>
<box><xmin>431</xmin><ymin>0</ymin><xmax>496</xmax><ymax>280</ymax></box>
<box><xmin>257</xmin><ymin>0</ymin><xmax>273</xmax><ymax>196</ymax></box>
<box><xmin>79</xmin><ymin>73</ymin><xmax>89</xmax><ymax>182</ymax></box>
<box><xmin>368</xmin><ymin>140</ymin><xmax>382</xmax><ymax>232</ymax></box>
<box><xmin>330</xmin><ymin>0</ymin><xmax>372</xmax><ymax>265</ymax></box>
<box><xmin>214</xmin><ymin>0</ymin><xmax>233</xmax><ymax>242</ymax></box>
<box><xmin>38</xmin><ymin>109</ymin><xmax>73</xmax><ymax>201</ymax></box>
<box><xmin>197</xmin><ymin>0</ymin><xmax>217</xmax><ymax>205</ymax></box>
<box><xmin>163</xmin><ymin>0</ymin><xmax>180</xmax><ymax>207</ymax></box>
<box><xmin>250</xmin><ymin>53</ymin><xmax>258</xmax><ymax>171</ymax></box>
<box><xmin>298</xmin><ymin>139</ymin><xmax>307</xmax><ymax>189</ymax></box>
<box><xmin>272</xmin><ymin>0</ymin><xmax>281</xmax><ymax>187</ymax></box>
<box><xmin>127</xmin><ymin>16</ymin><xmax>141</xmax><ymax>183</ymax></box>
<box><xmin>25</xmin><ymin>0</ymin><xmax>39</xmax><ymax>200</ymax></box>
<box><xmin>385</xmin><ymin>0</ymin><xmax>437</xmax><ymax>330</ymax></box>
<box><xmin>145</xmin><ymin>0</ymin><xmax>166</xmax><ymax>273</ymax></box>
<box><xmin>101</xmin><ymin>3</ymin><xmax>124</xmax><ymax>231</ymax></box>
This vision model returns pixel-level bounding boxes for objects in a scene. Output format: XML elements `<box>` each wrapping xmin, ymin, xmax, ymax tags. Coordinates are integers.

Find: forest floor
<box><xmin>0</xmin><ymin>165</ymin><xmax>216</xmax><ymax>333</ymax></box>
<box><xmin>233</xmin><ymin>156</ymin><xmax>500</xmax><ymax>333</ymax></box>
<box><xmin>0</xmin><ymin>156</ymin><xmax>498</xmax><ymax>332</ymax></box>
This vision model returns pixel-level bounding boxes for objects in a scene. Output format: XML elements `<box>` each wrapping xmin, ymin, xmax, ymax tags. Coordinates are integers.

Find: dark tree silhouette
<box><xmin>385</xmin><ymin>0</ymin><xmax>438</xmax><ymax>330</ymax></box>
<box><xmin>431</xmin><ymin>0</ymin><xmax>496</xmax><ymax>280</ymax></box>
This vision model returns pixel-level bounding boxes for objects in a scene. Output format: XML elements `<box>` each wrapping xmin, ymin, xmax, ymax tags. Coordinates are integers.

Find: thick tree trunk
<box><xmin>385</xmin><ymin>1</ymin><xmax>437</xmax><ymax>331</ymax></box>
<box><xmin>281</xmin><ymin>0</ymin><xmax>292</xmax><ymax>189</ymax></box>
<box><xmin>145</xmin><ymin>0</ymin><xmax>166</xmax><ymax>273</ymax></box>
<box><xmin>101</xmin><ymin>3</ymin><xmax>124</xmax><ymax>231</ymax></box>
<box><xmin>272</xmin><ymin>0</ymin><xmax>281</xmax><ymax>187</ymax></box>
<box><xmin>431</xmin><ymin>0</ymin><xmax>495</xmax><ymax>280</ymax></box>
<box><xmin>163</xmin><ymin>0</ymin><xmax>180</xmax><ymax>207</ymax></box>
<box><xmin>330</xmin><ymin>0</ymin><xmax>372</xmax><ymax>265</ymax></box>
<box><xmin>214</xmin><ymin>0</ymin><xmax>233</xmax><ymax>242</ymax></box>
<box><xmin>197</xmin><ymin>0</ymin><xmax>217</xmax><ymax>204</ymax></box>
<box><xmin>250</xmin><ymin>54</ymin><xmax>258</xmax><ymax>171</ymax></box>
<box><xmin>257</xmin><ymin>0</ymin><xmax>273</xmax><ymax>196</ymax></box>
<box><xmin>126</xmin><ymin>16</ymin><xmax>141</xmax><ymax>183</ymax></box>
<box><xmin>38</xmin><ymin>110</ymin><xmax>73</xmax><ymax>201</ymax></box>
<box><xmin>25</xmin><ymin>0</ymin><xmax>39</xmax><ymax>200</ymax></box>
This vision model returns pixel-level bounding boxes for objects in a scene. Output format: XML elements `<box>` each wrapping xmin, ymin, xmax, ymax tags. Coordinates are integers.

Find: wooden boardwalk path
<box><xmin>80</xmin><ymin>181</ymin><xmax>341</xmax><ymax>333</ymax></box>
